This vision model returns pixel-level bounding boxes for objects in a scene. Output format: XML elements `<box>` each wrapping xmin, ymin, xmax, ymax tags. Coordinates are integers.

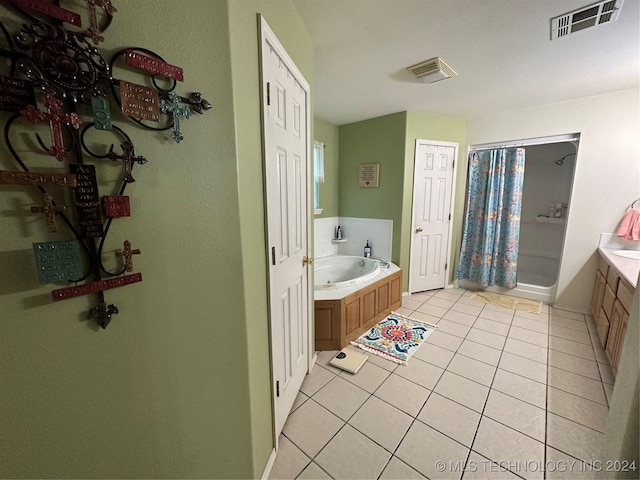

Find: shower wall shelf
<box><xmin>331</xmin><ymin>238</ymin><xmax>348</xmax><ymax>243</ymax></box>
<box><xmin>536</xmin><ymin>216</ymin><xmax>565</xmax><ymax>225</ymax></box>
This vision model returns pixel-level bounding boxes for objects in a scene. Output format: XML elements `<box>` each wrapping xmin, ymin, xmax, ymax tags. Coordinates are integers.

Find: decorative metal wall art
<box><xmin>0</xmin><ymin>1</ymin><xmax>212</xmax><ymax>328</ymax></box>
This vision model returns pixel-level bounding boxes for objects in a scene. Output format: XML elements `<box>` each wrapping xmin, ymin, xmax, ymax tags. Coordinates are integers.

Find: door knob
<box><xmin>302</xmin><ymin>256</ymin><xmax>314</xmax><ymax>266</ymax></box>
<box><xmin>415</xmin><ymin>227</ymin><xmax>423</xmax><ymax>233</ymax></box>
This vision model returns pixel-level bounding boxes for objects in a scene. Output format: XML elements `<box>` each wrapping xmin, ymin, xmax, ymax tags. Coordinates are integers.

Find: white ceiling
<box><xmin>292</xmin><ymin>0</ymin><xmax>640</xmax><ymax>125</ymax></box>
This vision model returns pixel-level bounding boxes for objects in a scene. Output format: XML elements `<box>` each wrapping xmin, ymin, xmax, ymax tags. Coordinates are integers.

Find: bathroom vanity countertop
<box><xmin>598</xmin><ymin>247</ymin><xmax>640</xmax><ymax>288</ymax></box>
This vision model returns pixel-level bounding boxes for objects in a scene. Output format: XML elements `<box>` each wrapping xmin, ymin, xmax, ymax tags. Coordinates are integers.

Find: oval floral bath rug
<box><xmin>350</xmin><ymin>312</ymin><xmax>438</xmax><ymax>366</ymax></box>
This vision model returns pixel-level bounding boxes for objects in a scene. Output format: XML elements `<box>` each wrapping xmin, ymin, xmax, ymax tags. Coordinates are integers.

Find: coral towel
<box><xmin>617</xmin><ymin>209</ymin><xmax>640</xmax><ymax>241</ymax></box>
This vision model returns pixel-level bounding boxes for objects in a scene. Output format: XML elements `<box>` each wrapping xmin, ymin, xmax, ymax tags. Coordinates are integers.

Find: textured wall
<box><xmin>0</xmin><ymin>1</ymin><xmax>312</xmax><ymax>477</ymax></box>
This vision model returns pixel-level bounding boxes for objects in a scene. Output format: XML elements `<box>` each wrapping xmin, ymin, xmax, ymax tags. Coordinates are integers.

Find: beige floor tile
<box><xmin>379</xmin><ymin>457</ymin><xmax>427</xmax><ymax>479</ymax></box>
<box><xmin>312</xmin><ymin>376</ymin><xmax>370</xmax><ymax>421</ymax></box>
<box><xmin>498</xmin><ymin>352</ymin><xmax>547</xmax><ymax>384</ymax></box>
<box><xmin>457</xmin><ymin>295</ymin><xmax>484</xmax><ymax>306</ymax></box>
<box><xmin>550</xmin><ymin>308</ymin><xmax>585</xmax><ymax>321</ymax></box>
<box><xmin>474</xmin><ymin>317</ymin><xmax>511</xmax><ymax>336</ymax></box>
<box><xmin>508</xmin><ymin>326</ymin><xmax>548</xmax><ymax>347</ymax></box>
<box><xmin>396</xmin><ymin>421</ymin><xmax>469</xmax><ymax>480</ymax></box>
<box><xmin>436</xmin><ymin>319</ymin><xmax>472</xmax><ymax>338</ymax></box>
<box><xmin>447</xmin><ymin>353</ymin><xmax>496</xmax><ymax>386</ymax></box>
<box><xmin>514</xmin><ymin>310</ymin><xmax>549</xmax><ymax>323</ymax></box>
<box><xmin>427</xmin><ymin>330</ymin><xmax>465</xmax><ymax>352</ymax></box>
<box><xmin>479</xmin><ymin>309</ymin><xmax>515</xmax><ymax>325</ymax></box>
<box><xmin>374</xmin><ymin>373</ymin><xmax>431</xmax><ymax>417</ymax></box>
<box><xmin>417</xmin><ymin>302</ymin><xmax>449</xmax><ymax>318</ymax></box>
<box><xmin>410</xmin><ymin>310</ymin><xmax>442</xmax><ymax>326</ymax></box>
<box><xmin>463</xmin><ymin>452</ymin><xmax>523</xmax><ymax>479</ymax></box>
<box><xmin>349</xmin><ymin>395</ymin><xmax>413</xmax><ymax>452</ymax></box>
<box><xmin>282</xmin><ymin>400</ymin><xmax>344</xmax><ymax>457</ymax></box>
<box><xmin>403</xmin><ymin>297</ymin><xmax>425</xmax><ymax>310</ymax></box>
<box><xmin>315</xmin><ymin>424</ymin><xmax>391</xmax><ymax>479</ymax></box>
<box><xmin>345</xmin><ymin>345</ymin><xmax>398</xmax><ymax>372</ymax></box>
<box><xmin>547</xmin><ymin>386</ymin><xmax>608</xmax><ymax>433</ymax></box>
<box><xmin>483</xmin><ymin>390</ymin><xmax>546</xmax><ymax>441</ymax></box>
<box><xmin>450</xmin><ymin>302</ymin><xmax>484</xmax><ymax>316</ymax></box>
<box><xmin>511</xmin><ymin>316</ymin><xmax>549</xmax><ymax>334</ymax></box>
<box><xmin>503</xmin><ymin>338</ymin><xmax>547</xmax><ymax>364</ymax></box>
<box><xmin>418</xmin><ymin>392</ymin><xmax>481</xmax><ymax>447</ymax></box>
<box><xmin>426</xmin><ymin>296</ymin><xmax>456</xmax><ymax>309</ymax></box>
<box><xmin>296</xmin><ymin>461</ymin><xmax>332</xmax><ymax>479</ymax></box>
<box><xmin>482</xmin><ymin>303</ymin><xmax>516</xmax><ymax>314</ymax></box>
<box><xmin>491</xmin><ymin>368</ymin><xmax>546</xmax><ymax>409</ymax></box>
<box><xmin>547</xmin><ymin>413</ymin><xmax>604</xmax><ymax>465</ymax></box>
<box><xmin>406</xmin><ymin>291</ymin><xmax>434</xmax><ymax>302</ymax></box>
<box><xmin>413</xmin><ymin>342</ymin><xmax>455</xmax><ymax>369</ymax></box>
<box><xmin>443</xmin><ymin>309</ymin><xmax>478</xmax><ymax>326</ymax></box>
<box><xmin>472</xmin><ymin>417</ymin><xmax>544</xmax><ymax>480</ymax></box>
<box><xmin>300</xmin><ymin>365</ymin><xmax>336</xmax><ymax>396</ymax></box>
<box><xmin>466</xmin><ymin>328</ymin><xmax>507</xmax><ymax>350</ymax></box>
<box><xmin>549</xmin><ymin>336</ymin><xmax>596</xmax><ymax>361</ymax></box>
<box><xmin>550</xmin><ymin>315</ymin><xmax>588</xmax><ymax>332</ymax></box>
<box><xmin>545</xmin><ymin>447</ymin><xmax>595</xmax><ymax>479</ymax></box>
<box><xmin>269</xmin><ymin>435</ymin><xmax>310</xmax><ymax>480</ymax></box>
<box><xmin>434</xmin><ymin>290</ymin><xmax>465</xmax><ymax>301</ymax></box>
<box><xmin>396</xmin><ymin>306</ymin><xmax>417</xmax><ymax>317</ymax></box>
<box><xmin>548</xmin><ymin>350</ymin><xmax>600</xmax><ymax>381</ymax></box>
<box><xmin>340</xmin><ymin>361</ymin><xmax>390</xmax><ymax>393</ymax></box>
<box><xmin>315</xmin><ymin>350</ymin><xmax>343</xmax><ymax>375</ymax></box>
<box><xmin>434</xmin><ymin>371</ymin><xmax>490</xmax><ymax>413</ymax></box>
<box><xmin>547</xmin><ymin>366</ymin><xmax>607</xmax><ymax>405</ymax></box>
<box><xmin>292</xmin><ymin>391</ymin><xmax>308</xmax><ymax>412</ymax></box>
<box><xmin>394</xmin><ymin>357</ymin><xmax>444</xmax><ymax>390</ymax></box>
<box><xmin>550</xmin><ymin>324</ymin><xmax>592</xmax><ymax>345</ymax></box>
<box><xmin>457</xmin><ymin>339</ymin><xmax>502</xmax><ymax>366</ymax></box>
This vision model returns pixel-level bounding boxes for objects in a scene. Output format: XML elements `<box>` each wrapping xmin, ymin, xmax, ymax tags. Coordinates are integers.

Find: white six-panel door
<box><xmin>260</xmin><ymin>17</ymin><xmax>311</xmax><ymax>440</ymax></box>
<box><xmin>409</xmin><ymin>140</ymin><xmax>457</xmax><ymax>293</ymax></box>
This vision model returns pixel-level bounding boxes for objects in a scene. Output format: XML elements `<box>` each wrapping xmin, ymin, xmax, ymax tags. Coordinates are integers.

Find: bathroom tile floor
<box><xmin>269</xmin><ymin>288</ymin><xmax>616</xmax><ymax>480</ymax></box>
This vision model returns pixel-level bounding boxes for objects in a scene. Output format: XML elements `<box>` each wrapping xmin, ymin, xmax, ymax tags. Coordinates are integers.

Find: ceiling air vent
<box><xmin>551</xmin><ymin>0</ymin><xmax>624</xmax><ymax>40</ymax></box>
<box><xmin>407</xmin><ymin>57</ymin><xmax>457</xmax><ymax>84</ymax></box>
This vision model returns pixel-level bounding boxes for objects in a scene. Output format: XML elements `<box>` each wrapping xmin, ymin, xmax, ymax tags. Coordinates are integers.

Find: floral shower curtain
<box><xmin>455</xmin><ymin>148</ymin><xmax>526</xmax><ymax>288</ymax></box>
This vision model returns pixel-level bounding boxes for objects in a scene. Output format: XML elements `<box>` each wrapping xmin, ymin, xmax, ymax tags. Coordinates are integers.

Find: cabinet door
<box><xmin>596</xmin><ymin>308</ymin><xmax>610</xmax><ymax>349</ymax></box>
<box><xmin>610</xmin><ymin>301</ymin><xmax>629</xmax><ymax>375</ymax></box>
<box><xmin>590</xmin><ymin>271</ymin><xmax>606</xmax><ymax>317</ymax></box>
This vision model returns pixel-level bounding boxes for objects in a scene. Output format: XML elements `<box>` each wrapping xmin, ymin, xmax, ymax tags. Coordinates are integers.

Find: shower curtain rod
<box><xmin>468</xmin><ymin>134</ymin><xmax>580</xmax><ymax>153</ymax></box>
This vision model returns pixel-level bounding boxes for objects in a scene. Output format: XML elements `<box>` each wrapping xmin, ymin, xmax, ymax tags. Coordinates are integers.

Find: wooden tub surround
<box><xmin>314</xmin><ymin>269</ymin><xmax>402</xmax><ymax>350</ymax></box>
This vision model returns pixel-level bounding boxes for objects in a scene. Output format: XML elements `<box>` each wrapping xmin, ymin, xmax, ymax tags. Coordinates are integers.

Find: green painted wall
<box><xmin>338</xmin><ymin>112</ymin><xmax>407</xmax><ymax>264</ymax></box>
<box><xmin>314</xmin><ymin>117</ymin><xmax>339</xmax><ymax>218</ymax></box>
<box><xmin>0</xmin><ymin>1</ymin><xmax>312</xmax><ymax>478</ymax></box>
<box><xmin>403</xmin><ymin>112</ymin><xmax>467</xmax><ymax>289</ymax></box>
<box><xmin>338</xmin><ymin>111</ymin><xmax>466</xmax><ymax>290</ymax></box>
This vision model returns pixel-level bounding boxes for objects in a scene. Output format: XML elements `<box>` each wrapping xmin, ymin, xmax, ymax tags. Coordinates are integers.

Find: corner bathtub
<box><xmin>314</xmin><ymin>255</ymin><xmax>381</xmax><ymax>289</ymax></box>
<box><xmin>314</xmin><ymin>255</ymin><xmax>403</xmax><ymax>350</ymax></box>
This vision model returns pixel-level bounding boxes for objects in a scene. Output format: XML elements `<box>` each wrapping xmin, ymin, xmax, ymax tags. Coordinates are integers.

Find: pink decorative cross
<box><xmin>85</xmin><ymin>0</ymin><xmax>117</xmax><ymax>44</ymax></box>
<box><xmin>31</xmin><ymin>193</ymin><xmax>66</xmax><ymax>232</ymax></box>
<box><xmin>116</xmin><ymin>240</ymin><xmax>141</xmax><ymax>272</ymax></box>
<box><xmin>21</xmin><ymin>94</ymin><xmax>80</xmax><ymax>161</ymax></box>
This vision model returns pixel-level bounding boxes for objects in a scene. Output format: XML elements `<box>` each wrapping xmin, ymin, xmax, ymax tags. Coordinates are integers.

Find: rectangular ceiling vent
<box><xmin>407</xmin><ymin>57</ymin><xmax>457</xmax><ymax>84</ymax></box>
<box><xmin>551</xmin><ymin>0</ymin><xmax>624</xmax><ymax>40</ymax></box>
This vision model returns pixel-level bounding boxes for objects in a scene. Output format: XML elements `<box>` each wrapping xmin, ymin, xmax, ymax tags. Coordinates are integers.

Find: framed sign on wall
<box><xmin>359</xmin><ymin>163</ymin><xmax>379</xmax><ymax>188</ymax></box>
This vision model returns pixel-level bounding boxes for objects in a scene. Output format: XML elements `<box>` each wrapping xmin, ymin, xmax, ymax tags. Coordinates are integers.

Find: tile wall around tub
<box><xmin>314</xmin><ymin>217</ymin><xmax>393</xmax><ymax>261</ymax></box>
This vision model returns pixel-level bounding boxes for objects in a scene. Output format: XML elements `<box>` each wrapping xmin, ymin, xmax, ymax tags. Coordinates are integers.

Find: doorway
<box><xmin>259</xmin><ymin>16</ymin><xmax>313</xmax><ymax>441</ymax></box>
<box><xmin>409</xmin><ymin>140</ymin><xmax>457</xmax><ymax>293</ymax></box>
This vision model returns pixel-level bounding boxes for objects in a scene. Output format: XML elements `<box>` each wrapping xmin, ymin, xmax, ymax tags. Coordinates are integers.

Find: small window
<box><xmin>313</xmin><ymin>141</ymin><xmax>325</xmax><ymax>212</ymax></box>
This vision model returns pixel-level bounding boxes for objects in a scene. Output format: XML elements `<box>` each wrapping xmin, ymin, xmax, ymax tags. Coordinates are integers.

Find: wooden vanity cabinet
<box><xmin>591</xmin><ymin>252</ymin><xmax>634</xmax><ymax>377</ymax></box>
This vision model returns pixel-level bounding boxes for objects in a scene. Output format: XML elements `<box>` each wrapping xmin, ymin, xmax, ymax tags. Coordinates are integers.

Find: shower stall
<box><xmin>459</xmin><ymin>136</ymin><xmax>578</xmax><ymax>304</ymax></box>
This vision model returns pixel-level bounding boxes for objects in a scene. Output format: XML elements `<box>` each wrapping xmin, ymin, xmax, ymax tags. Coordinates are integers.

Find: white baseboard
<box><xmin>550</xmin><ymin>303</ymin><xmax>590</xmax><ymax>315</ymax></box>
<box><xmin>260</xmin><ymin>448</ymin><xmax>277</xmax><ymax>480</ymax></box>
